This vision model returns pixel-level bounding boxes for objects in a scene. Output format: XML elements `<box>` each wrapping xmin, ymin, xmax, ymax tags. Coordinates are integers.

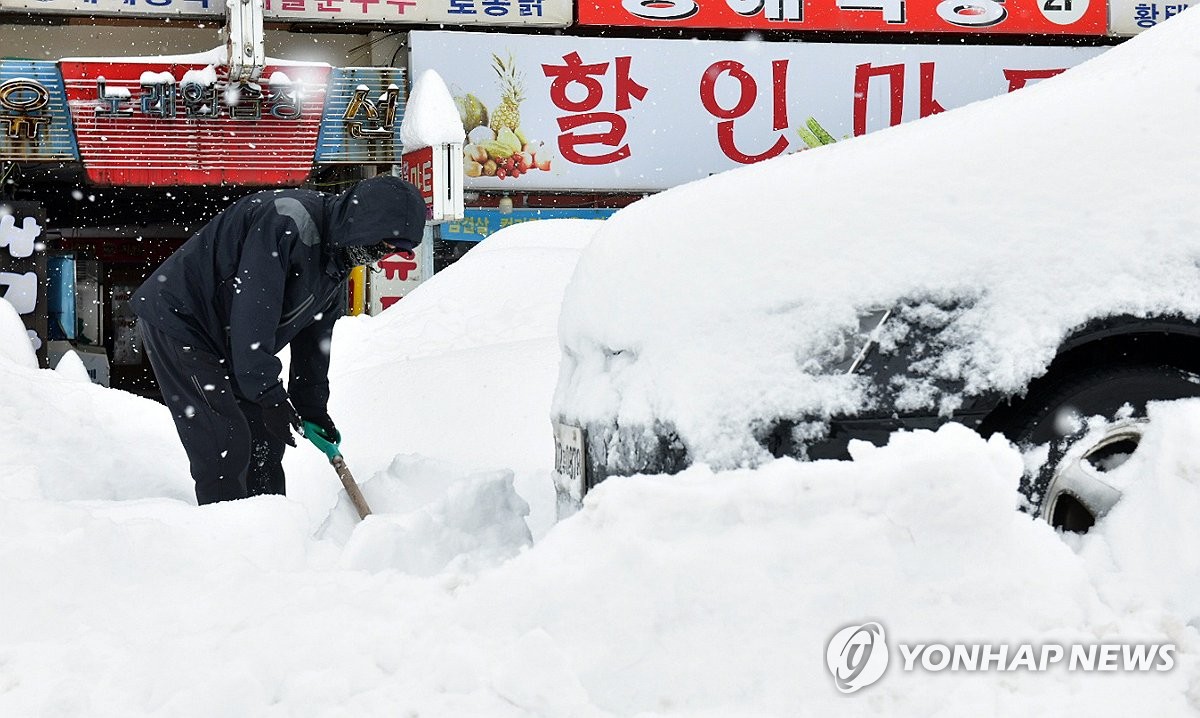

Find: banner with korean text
<box><xmin>0</xmin><ymin>0</ymin><xmax>568</xmax><ymax>25</ymax></box>
<box><xmin>577</xmin><ymin>0</ymin><xmax>1107</xmax><ymax>34</ymax></box>
<box><xmin>59</xmin><ymin>54</ymin><xmax>331</xmax><ymax>186</ymax></box>
<box><xmin>439</xmin><ymin>208</ymin><xmax>617</xmax><ymax>242</ymax></box>
<box><xmin>409</xmin><ymin>32</ymin><xmax>1106</xmax><ymax>192</ymax></box>
<box><xmin>1108</xmin><ymin>0</ymin><xmax>1192</xmax><ymax>34</ymax></box>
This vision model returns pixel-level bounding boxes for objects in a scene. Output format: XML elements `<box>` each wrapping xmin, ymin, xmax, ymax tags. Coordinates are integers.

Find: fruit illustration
<box><xmin>488</xmin><ymin>52</ymin><xmax>524</xmax><ymax>134</ymax></box>
<box><xmin>466</xmin><ymin>143</ymin><xmax>488</xmax><ymax>164</ymax></box>
<box><xmin>467</xmin><ymin>125</ymin><xmax>495</xmax><ymax>146</ymax></box>
<box><xmin>495</xmin><ymin>127</ymin><xmax>522</xmax><ymax>155</ymax></box>
<box><xmin>797</xmin><ymin>117</ymin><xmax>838</xmax><ymax>150</ymax></box>
<box><xmin>457</xmin><ymin>51</ymin><xmax>555</xmax><ymax>181</ymax></box>
<box><xmin>454</xmin><ymin>92</ymin><xmax>489</xmax><ymax>134</ymax></box>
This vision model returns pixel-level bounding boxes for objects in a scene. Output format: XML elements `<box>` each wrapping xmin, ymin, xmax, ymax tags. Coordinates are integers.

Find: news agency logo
<box><xmin>826</xmin><ymin>621</ymin><xmax>1177</xmax><ymax>694</ymax></box>
<box><xmin>826</xmin><ymin>622</ymin><xmax>889</xmax><ymax>693</ymax></box>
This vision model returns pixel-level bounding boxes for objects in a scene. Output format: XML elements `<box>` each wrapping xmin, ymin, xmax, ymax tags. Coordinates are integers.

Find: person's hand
<box><xmin>262</xmin><ymin>399</ymin><xmax>302</xmax><ymax>447</ymax></box>
<box><xmin>302</xmin><ymin>411</ymin><xmax>340</xmax><ymax>445</ymax></box>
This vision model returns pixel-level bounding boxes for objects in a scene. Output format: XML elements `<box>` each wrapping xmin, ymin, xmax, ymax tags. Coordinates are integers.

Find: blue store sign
<box><xmin>438</xmin><ymin>208</ymin><xmax>616</xmax><ymax>242</ymax></box>
<box><xmin>0</xmin><ymin>60</ymin><xmax>79</xmax><ymax>161</ymax></box>
<box><xmin>315</xmin><ymin>67</ymin><xmax>407</xmax><ymax>165</ymax></box>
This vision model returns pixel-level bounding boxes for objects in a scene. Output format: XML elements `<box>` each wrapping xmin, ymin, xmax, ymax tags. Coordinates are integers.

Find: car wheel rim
<box><xmin>1042</xmin><ymin>419</ymin><xmax>1144</xmax><ymax>532</ymax></box>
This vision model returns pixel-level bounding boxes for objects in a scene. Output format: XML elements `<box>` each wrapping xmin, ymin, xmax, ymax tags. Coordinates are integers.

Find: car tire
<box><xmin>1005</xmin><ymin>364</ymin><xmax>1200</xmax><ymax>532</ymax></box>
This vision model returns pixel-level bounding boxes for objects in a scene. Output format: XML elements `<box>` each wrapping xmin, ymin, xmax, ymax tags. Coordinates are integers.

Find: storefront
<box><xmin>0</xmin><ymin>50</ymin><xmax>411</xmax><ymax>391</ymax></box>
<box><xmin>0</xmin><ymin>0</ymin><xmax>569</xmax><ymax>393</ymax></box>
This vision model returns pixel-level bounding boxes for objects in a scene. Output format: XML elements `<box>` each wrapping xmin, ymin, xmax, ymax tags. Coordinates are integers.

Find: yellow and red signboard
<box><xmin>578</xmin><ymin>0</ymin><xmax>1107</xmax><ymax>35</ymax></box>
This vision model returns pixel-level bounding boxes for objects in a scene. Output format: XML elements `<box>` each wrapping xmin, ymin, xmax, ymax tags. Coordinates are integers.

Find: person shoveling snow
<box><xmin>131</xmin><ymin>175</ymin><xmax>427</xmax><ymax>506</ymax></box>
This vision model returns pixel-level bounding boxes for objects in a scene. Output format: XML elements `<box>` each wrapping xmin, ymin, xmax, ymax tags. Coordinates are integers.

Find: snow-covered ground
<box><xmin>3</xmin><ymin>214</ymin><xmax>1200</xmax><ymax>716</ymax></box>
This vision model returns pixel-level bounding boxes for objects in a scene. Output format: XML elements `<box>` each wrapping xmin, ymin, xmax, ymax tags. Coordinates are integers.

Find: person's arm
<box><xmin>227</xmin><ymin>211</ymin><xmax>291</xmax><ymax>407</ymax></box>
<box><xmin>288</xmin><ymin>292</ymin><xmax>344</xmax><ymax>422</ymax></box>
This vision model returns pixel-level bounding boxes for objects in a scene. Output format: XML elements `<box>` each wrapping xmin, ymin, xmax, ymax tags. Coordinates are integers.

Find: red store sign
<box><xmin>577</xmin><ymin>0</ymin><xmax>1107</xmax><ymax>35</ymax></box>
<box><xmin>399</xmin><ymin>143</ymin><xmax>464</xmax><ymax>224</ymax></box>
<box><xmin>59</xmin><ymin>55</ymin><xmax>331</xmax><ymax>186</ymax></box>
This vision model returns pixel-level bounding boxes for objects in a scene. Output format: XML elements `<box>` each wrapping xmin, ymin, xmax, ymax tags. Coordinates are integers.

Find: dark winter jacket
<box><xmin>132</xmin><ymin>176</ymin><xmax>426</xmax><ymax>416</ymax></box>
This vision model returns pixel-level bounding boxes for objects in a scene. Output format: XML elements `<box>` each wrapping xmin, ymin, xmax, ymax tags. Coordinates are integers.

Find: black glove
<box><xmin>262</xmin><ymin>399</ymin><xmax>302</xmax><ymax>447</ymax></box>
<box><xmin>302</xmin><ymin>411</ymin><xmax>340</xmax><ymax>444</ymax></box>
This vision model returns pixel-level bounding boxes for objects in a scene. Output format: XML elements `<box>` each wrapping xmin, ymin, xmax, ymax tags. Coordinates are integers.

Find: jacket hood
<box><xmin>324</xmin><ymin>175</ymin><xmax>428</xmax><ymax>249</ymax></box>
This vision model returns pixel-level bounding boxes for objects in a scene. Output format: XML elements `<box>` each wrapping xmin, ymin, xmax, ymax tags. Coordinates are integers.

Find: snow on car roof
<box><xmin>555</xmin><ymin>12</ymin><xmax>1200</xmax><ymax>468</ymax></box>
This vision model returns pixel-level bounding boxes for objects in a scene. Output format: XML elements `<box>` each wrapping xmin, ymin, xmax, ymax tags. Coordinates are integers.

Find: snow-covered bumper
<box><xmin>552</xmin><ymin>418</ymin><xmax>689</xmax><ymax>502</ymax></box>
<box><xmin>552</xmin><ymin>413</ymin><xmax>930</xmax><ymax>500</ymax></box>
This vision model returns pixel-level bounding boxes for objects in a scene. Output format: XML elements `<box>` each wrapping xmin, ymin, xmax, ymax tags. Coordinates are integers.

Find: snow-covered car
<box><xmin>551</xmin><ymin>13</ymin><xmax>1200</xmax><ymax>532</ymax></box>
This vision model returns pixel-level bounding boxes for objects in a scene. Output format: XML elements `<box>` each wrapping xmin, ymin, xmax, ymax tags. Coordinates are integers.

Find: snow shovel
<box><xmin>302</xmin><ymin>421</ymin><xmax>372</xmax><ymax>520</ymax></box>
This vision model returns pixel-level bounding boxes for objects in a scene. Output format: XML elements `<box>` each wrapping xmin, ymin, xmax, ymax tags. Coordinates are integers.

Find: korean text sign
<box><xmin>400</xmin><ymin>144</ymin><xmax>465</xmax><ymax>224</ymax></box>
<box><xmin>439</xmin><ymin>208</ymin><xmax>617</xmax><ymax>242</ymax></box>
<box><xmin>59</xmin><ymin>59</ymin><xmax>330</xmax><ymax>186</ymax></box>
<box><xmin>0</xmin><ymin>0</ymin><xmax>569</xmax><ymax>24</ymax></box>
<box><xmin>409</xmin><ymin>31</ymin><xmax>1105</xmax><ymax>192</ymax></box>
<box><xmin>1108</xmin><ymin>0</ymin><xmax>1192</xmax><ymax>34</ymax></box>
<box><xmin>576</xmin><ymin>0</ymin><xmax>1107</xmax><ymax>34</ymax></box>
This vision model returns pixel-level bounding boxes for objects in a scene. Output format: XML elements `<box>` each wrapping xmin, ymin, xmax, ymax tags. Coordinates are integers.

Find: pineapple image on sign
<box><xmin>457</xmin><ymin>50</ymin><xmax>554</xmax><ymax>181</ymax></box>
<box><xmin>489</xmin><ymin>51</ymin><xmax>524</xmax><ymax>135</ymax></box>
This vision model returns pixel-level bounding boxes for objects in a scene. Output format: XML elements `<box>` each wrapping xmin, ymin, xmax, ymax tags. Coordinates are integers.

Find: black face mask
<box><xmin>343</xmin><ymin>241</ymin><xmax>396</xmax><ymax>267</ymax></box>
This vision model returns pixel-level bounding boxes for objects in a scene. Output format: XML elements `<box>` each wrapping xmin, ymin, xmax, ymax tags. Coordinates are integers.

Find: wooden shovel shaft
<box><xmin>331</xmin><ymin>455</ymin><xmax>372</xmax><ymax>520</ymax></box>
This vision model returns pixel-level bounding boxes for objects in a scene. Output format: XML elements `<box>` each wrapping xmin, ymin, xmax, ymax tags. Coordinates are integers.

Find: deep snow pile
<box><xmin>2</xmin><ymin>216</ymin><xmax>1200</xmax><ymax>714</ymax></box>
<box><xmin>0</xmin><ymin>298</ymin><xmax>37</xmax><ymax>369</ymax></box>
<box><xmin>554</xmin><ymin>10</ymin><xmax>1200</xmax><ymax>469</ymax></box>
<box><xmin>0</xmin><ymin>298</ymin><xmax>192</xmax><ymax>503</ymax></box>
<box><xmin>319</xmin><ymin>219</ymin><xmax>599</xmax><ymax>535</ymax></box>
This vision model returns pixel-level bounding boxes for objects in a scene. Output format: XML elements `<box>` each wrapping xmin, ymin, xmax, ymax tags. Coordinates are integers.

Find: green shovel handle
<box><xmin>302</xmin><ymin>420</ymin><xmax>342</xmax><ymax>461</ymax></box>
